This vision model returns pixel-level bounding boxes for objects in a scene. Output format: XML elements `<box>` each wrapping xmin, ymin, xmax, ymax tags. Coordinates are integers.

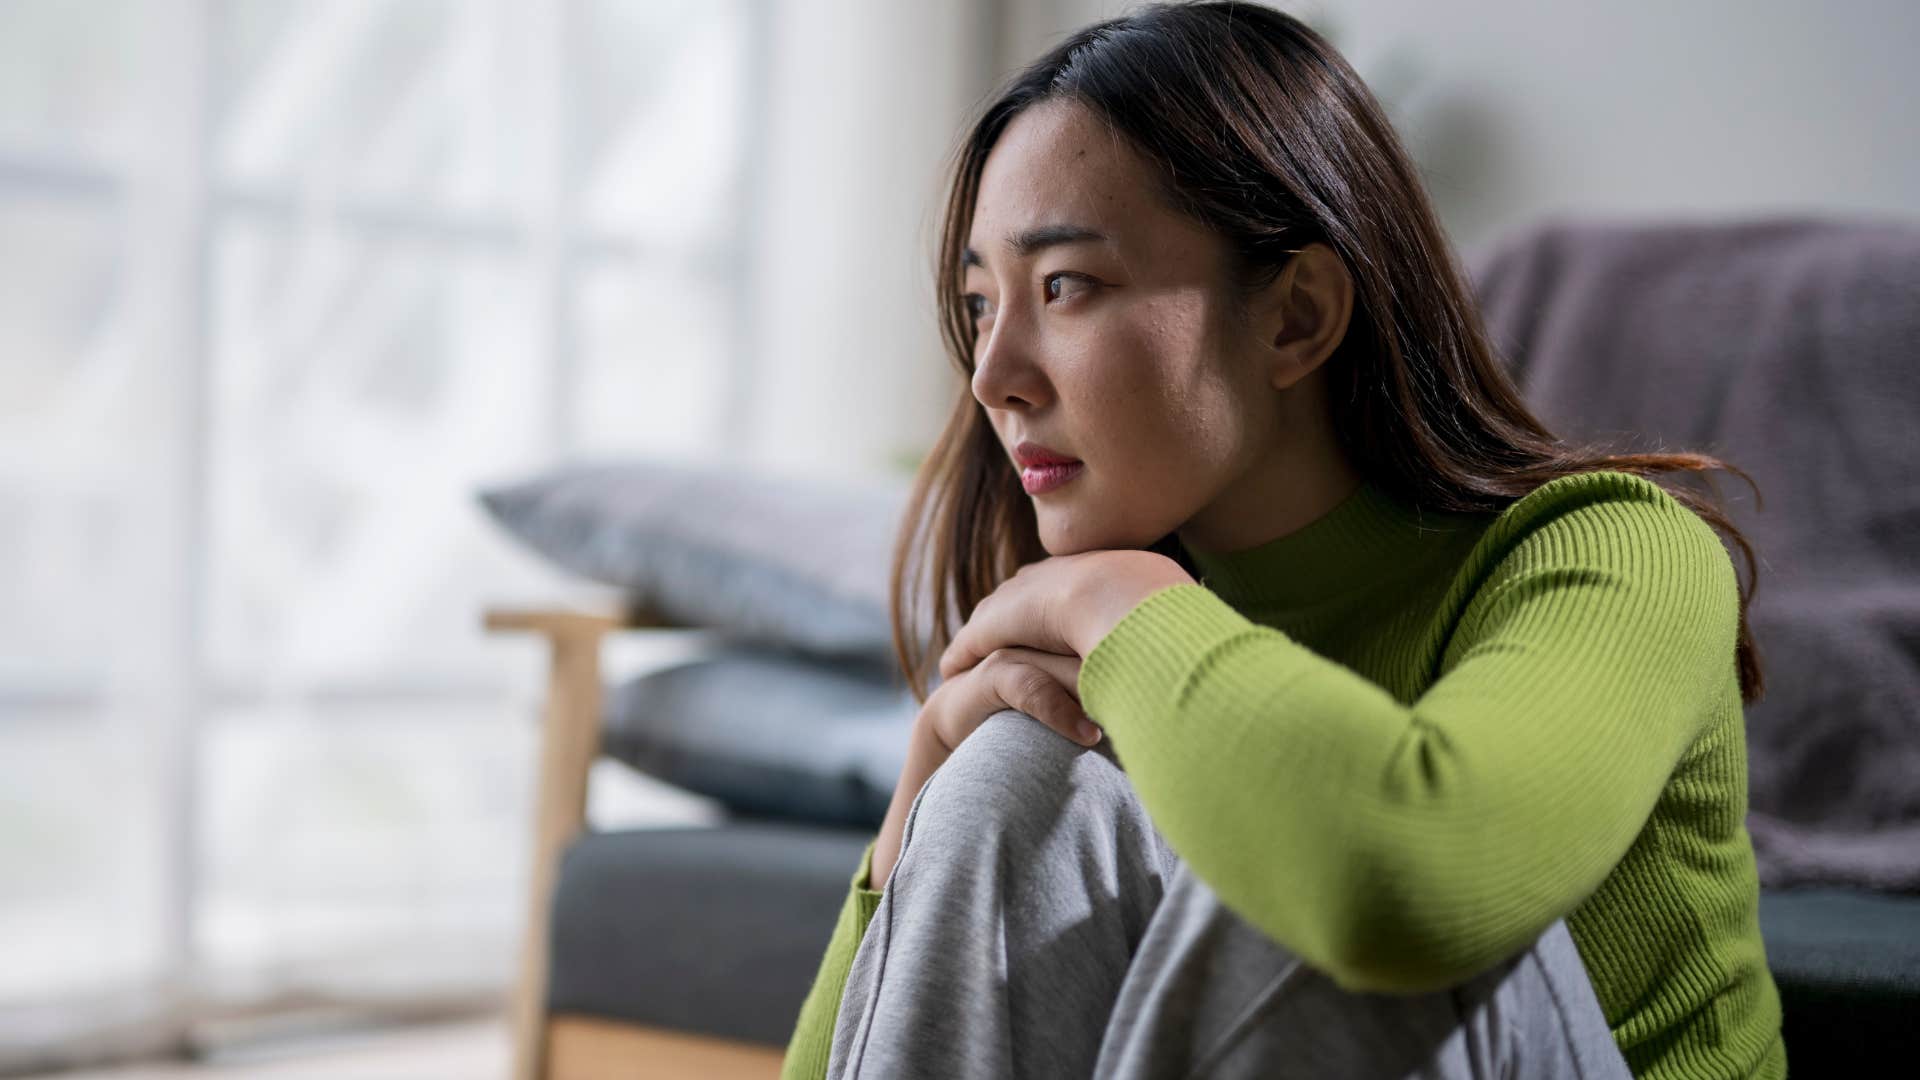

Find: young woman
<box><xmin>784</xmin><ymin>3</ymin><xmax>1784</xmax><ymax>1077</ymax></box>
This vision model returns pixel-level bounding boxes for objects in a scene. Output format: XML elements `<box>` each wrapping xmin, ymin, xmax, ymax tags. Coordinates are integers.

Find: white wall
<box><xmin>743</xmin><ymin>0</ymin><xmax>1920</xmax><ymax>477</ymax></box>
<box><xmin>999</xmin><ymin>0</ymin><xmax>1920</xmax><ymax>256</ymax></box>
<box><xmin>741</xmin><ymin>0</ymin><xmax>995</xmax><ymax>480</ymax></box>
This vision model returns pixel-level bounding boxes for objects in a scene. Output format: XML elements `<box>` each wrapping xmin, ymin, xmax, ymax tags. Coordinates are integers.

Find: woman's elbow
<box><xmin>1319</xmin><ymin>927</ymin><xmax>1490</xmax><ymax>995</ymax></box>
<box><xmin>1310</xmin><ymin>864</ymin><xmax>1521</xmax><ymax>994</ymax></box>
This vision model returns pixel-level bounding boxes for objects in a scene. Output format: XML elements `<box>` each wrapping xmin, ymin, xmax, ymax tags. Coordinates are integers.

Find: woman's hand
<box><xmin>924</xmin><ymin>645</ymin><xmax>1099</xmax><ymax>751</ymax></box>
<box><xmin>869</xmin><ymin>647</ymin><xmax>1093</xmax><ymax>890</ymax></box>
<box><xmin>872</xmin><ymin>549</ymin><xmax>1194</xmax><ymax>890</ymax></box>
<box><xmin>937</xmin><ymin>549</ymin><xmax>1197</xmax><ymax>681</ymax></box>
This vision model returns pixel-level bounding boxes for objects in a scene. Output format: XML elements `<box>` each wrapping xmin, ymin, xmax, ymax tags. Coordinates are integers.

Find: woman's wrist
<box><xmin>1067</xmin><ymin>551</ymin><xmax>1197</xmax><ymax>657</ymax></box>
<box><xmin>906</xmin><ymin>706</ymin><xmax>953</xmax><ymax>770</ymax></box>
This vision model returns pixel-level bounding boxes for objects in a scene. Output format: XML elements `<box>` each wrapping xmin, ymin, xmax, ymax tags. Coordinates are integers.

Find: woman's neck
<box><xmin>1177</xmin><ymin>371</ymin><xmax>1363</xmax><ymax>557</ymax></box>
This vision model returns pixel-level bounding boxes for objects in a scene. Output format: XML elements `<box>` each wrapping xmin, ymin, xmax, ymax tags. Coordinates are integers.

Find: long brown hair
<box><xmin>889</xmin><ymin>1</ymin><xmax>1765</xmax><ymax>706</ymax></box>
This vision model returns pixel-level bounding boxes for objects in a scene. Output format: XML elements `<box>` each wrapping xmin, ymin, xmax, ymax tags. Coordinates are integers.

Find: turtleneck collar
<box><xmin>1181</xmin><ymin>477</ymin><xmax>1491</xmax><ymax>614</ymax></box>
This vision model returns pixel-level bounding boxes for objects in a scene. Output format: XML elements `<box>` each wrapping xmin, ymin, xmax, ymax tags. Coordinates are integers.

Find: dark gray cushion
<box><xmin>1758</xmin><ymin>887</ymin><xmax>1920</xmax><ymax>1072</ymax></box>
<box><xmin>478</xmin><ymin>460</ymin><xmax>913</xmax><ymax>661</ymax></box>
<box><xmin>546</xmin><ymin>820</ymin><xmax>872</xmax><ymax>1046</ymax></box>
<box><xmin>601</xmin><ymin>646</ymin><xmax>918</xmax><ymax>828</ymax></box>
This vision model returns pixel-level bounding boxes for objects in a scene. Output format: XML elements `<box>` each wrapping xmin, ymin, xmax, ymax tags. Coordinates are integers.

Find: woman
<box><xmin>784</xmin><ymin>3</ymin><xmax>1784</xmax><ymax>1078</ymax></box>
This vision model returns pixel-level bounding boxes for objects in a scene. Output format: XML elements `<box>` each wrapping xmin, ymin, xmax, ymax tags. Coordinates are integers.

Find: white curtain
<box><xmin>0</xmin><ymin>0</ymin><xmax>990</xmax><ymax>1072</ymax></box>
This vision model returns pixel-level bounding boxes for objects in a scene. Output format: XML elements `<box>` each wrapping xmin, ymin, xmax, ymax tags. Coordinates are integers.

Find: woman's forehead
<box><xmin>967</xmin><ymin>102</ymin><xmax>1173</xmax><ymax>267</ymax></box>
<box><xmin>975</xmin><ymin>106</ymin><xmax>1136</xmax><ymax>243</ymax></box>
<box><xmin>966</xmin><ymin>102</ymin><xmax>1224</xmax><ymax>281</ymax></box>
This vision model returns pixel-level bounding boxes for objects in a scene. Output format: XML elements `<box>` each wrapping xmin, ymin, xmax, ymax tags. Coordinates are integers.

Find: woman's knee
<box><xmin>915</xmin><ymin>708</ymin><xmax>1129</xmax><ymax>831</ymax></box>
<box><xmin>892</xmin><ymin>711</ymin><xmax>1173</xmax><ymax>938</ymax></box>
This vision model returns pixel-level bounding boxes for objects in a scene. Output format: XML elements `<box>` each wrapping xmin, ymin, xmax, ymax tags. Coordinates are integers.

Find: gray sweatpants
<box><xmin>826</xmin><ymin>710</ymin><xmax>1633</xmax><ymax>1079</ymax></box>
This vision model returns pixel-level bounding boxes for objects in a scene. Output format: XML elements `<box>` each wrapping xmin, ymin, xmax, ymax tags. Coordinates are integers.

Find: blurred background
<box><xmin>3</xmin><ymin>0</ymin><xmax>1917</xmax><ymax>1075</ymax></box>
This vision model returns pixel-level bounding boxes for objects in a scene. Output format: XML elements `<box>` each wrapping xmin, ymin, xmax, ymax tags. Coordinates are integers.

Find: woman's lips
<box><xmin>1021</xmin><ymin>461</ymin><xmax>1085</xmax><ymax>495</ymax></box>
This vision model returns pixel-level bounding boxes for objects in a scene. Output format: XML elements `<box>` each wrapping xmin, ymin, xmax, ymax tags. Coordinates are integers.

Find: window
<box><xmin>0</xmin><ymin>0</ymin><xmax>761</xmax><ymax>1063</ymax></box>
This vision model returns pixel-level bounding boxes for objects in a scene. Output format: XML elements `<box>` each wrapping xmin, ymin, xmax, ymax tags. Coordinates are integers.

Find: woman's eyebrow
<box><xmin>962</xmin><ymin>223</ymin><xmax>1111</xmax><ymax>268</ymax></box>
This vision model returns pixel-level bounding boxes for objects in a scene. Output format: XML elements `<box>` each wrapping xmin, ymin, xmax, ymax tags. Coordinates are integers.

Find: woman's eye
<box><xmin>1045</xmin><ymin>272</ymin><xmax>1090</xmax><ymax>303</ymax></box>
<box><xmin>964</xmin><ymin>274</ymin><xmax>1088</xmax><ymax>322</ymax></box>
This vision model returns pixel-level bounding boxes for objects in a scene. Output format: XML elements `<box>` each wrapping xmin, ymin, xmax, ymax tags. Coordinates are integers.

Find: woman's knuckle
<box><xmin>1015</xmin><ymin>668</ymin><xmax>1052</xmax><ymax>700</ymax></box>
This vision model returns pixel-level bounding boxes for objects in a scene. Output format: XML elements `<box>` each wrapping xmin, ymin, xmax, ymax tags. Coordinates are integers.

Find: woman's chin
<box><xmin>1035</xmin><ymin>521</ymin><xmax>1088</xmax><ymax>557</ymax></box>
<box><xmin>1036</xmin><ymin>516</ymin><xmax>1126</xmax><ymax>557</ymax></box>
<box><xmin>1039</xmin><ymin>512</ymin><xmax>1188</xmax><ymax>558</ymax></box>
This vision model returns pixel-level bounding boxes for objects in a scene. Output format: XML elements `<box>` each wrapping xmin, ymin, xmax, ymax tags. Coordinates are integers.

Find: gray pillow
<box><xmin>478</xmin><ymin>460</ymin><xmax>913</xmax><ymax>661</ymax></box>
<box><xmin>600</xmin><ymin>646</ymin><xmax>920</xmax><ymax>827</ymax></box>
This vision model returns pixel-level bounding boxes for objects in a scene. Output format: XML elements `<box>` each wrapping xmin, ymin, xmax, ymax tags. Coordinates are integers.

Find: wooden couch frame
<box><xmin>484</xmin><ymin>605</ymin><xmax>785</xmax><ymax>1080</ymax></box>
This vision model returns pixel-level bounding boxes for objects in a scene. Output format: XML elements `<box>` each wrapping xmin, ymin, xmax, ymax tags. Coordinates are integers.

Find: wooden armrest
<box><xmin>483</xmin><ymin>603</ymin><xmax>684</xmax><ymax>637</ymax></box>
<box><xmin>483</xmin><ymin>599</ymin><xmax>690</xmax><ymax>1080</ymax></box>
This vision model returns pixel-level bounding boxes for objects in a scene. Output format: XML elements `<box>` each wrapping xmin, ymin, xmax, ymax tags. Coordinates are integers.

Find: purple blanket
<box><xmin>1464</xmin><ymin>215</ymin><xmax>1920</xmax><ymax>893</ymax></box>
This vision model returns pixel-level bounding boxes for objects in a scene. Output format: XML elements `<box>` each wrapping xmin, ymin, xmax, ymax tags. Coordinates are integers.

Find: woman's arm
<box><xmin>1075</xmin><ymin>473</ymin><xmax>1741</xmax><ymax>993</ymax></box>
<box><xmin>780</xmin><ymin>837</ymin><xmax>885</xmax><ymax>1080</ymax></box>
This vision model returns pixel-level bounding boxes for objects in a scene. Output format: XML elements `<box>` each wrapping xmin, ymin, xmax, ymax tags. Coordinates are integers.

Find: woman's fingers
<box><xmin>1013</xmin><ymin>647</ymin><xmax>1083</xmax><ymax>695</ymax></box>
<box><xmin>923</xmin><ymin>647</ymin><xmax>1103</xmax><ymax>755</ymax></box>
<box><xmin>984</xmin><ymin>649</ymin><xmax>1101</xmax><ymax>747</ymax></box>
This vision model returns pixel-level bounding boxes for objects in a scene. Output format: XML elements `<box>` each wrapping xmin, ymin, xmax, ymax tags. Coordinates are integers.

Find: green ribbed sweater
<box><xmin>781</xmin><ymin>469</ymin><xmax>1786</xmax><ymax>1079</ymax></box>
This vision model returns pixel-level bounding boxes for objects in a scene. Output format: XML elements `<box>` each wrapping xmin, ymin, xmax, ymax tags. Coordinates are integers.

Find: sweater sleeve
<box><xmin>779</xmin><ymin>837</ymin><xmax>885</xmax><ymax>1080</ymax></box>
<box><xmin>1076</xmin><ymin>478</ymin><xmax>1740</xmax><ymax>994</ymax></box>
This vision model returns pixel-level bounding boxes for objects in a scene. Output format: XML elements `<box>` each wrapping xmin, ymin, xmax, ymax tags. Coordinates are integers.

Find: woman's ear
<box><xmin>1256</xmin><ymin>242</ymin><xmax>1355</xmax><ymax>392</ymax></box>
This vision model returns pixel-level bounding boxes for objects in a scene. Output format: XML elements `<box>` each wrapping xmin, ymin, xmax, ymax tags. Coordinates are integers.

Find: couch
<box><xmin>481</xmin><ymin>215</ymin><xmax>1920</xmax><ymax>1079</ymax></box>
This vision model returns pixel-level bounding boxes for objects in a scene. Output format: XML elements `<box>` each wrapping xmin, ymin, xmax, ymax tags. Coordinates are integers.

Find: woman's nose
<box><xmin>970</xmin><ymin>318</ymin><xmax>1052</xmax><ymax>411</ymax></box>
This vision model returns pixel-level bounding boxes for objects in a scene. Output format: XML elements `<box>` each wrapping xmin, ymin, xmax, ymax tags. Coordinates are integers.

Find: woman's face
<box><xmin>963</xmin><ymin>98</ymin><xmax>1292</xmax><ymax>556</ymax></box>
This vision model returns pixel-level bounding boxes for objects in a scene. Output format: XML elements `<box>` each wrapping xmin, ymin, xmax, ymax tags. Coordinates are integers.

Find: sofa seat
<box><xmin>1757</xmin><ymin>886</ymin><xmax>1920</xmax><ymax>1071</ymax></box>
<box><xmin>547</xmin><ymin>819</ymin><xmax>872</xmax><ymax>1047</ymax></box>
<box><xmin>548</xmin><ymin>821</ymin><xmax>1920</xmax><ymax>1071</ymax></box>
